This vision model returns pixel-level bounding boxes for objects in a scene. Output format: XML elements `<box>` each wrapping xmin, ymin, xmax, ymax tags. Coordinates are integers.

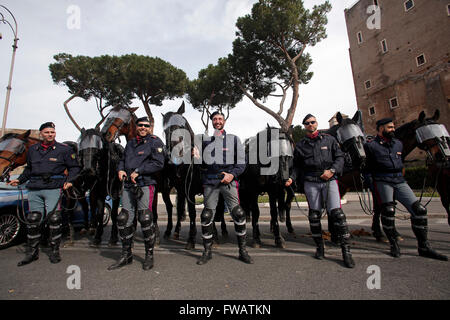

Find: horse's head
<box><xmin>162</xmin><ymin>101</ymin><xmax>193</xmax><ymax>165</ymax></box>
<box><xmin>77</xmin><ymin>128</ymin><xmax>105</xmax><ymax>177</ymax></box>
<box><xmin>395</xmin><ymin>109</ymin><xmax>448</xmax><ymax>163</ymax></box>
<box><xmin>101</xmin><ymin>106</ymin><xmax>138</xmax><ymax>142</ymax></box>
<box><xmin>413</xmin><ymin>110</ymin><xmax>450</xmax><ymax>165</ymax></box>
<box><xmin>250</xmin><ymin>126</ymin><xmax>294</xmax><ymax>183</ymax></box>
<box><xmin>0</xmin><ymin>130</ymin><xmax>37</xmax><ymax>182</ymax></box>
<box><xmin>328</xmin><ymin>111</ymin><xmax>366</xmax><ymax>169</ymax></box>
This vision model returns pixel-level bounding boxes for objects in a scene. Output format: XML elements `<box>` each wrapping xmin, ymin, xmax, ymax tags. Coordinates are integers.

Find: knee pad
<box><xmin>117</xmin><ymin>209</ymin><xmax>129</xmax><ymax>227</ymax></box>
<box><xmin>48</xmin><ymin>213</ymin><xmax>62</xmax><ymax>226</ymax></box>
<box><xmin>381</xmin><ymin>202</ymin><xmax>396</xmax><ymax>217</ymax></box>
<box><xmin>27</xmin><ymin>212</ymin><xmax>42</xmax><ymax>224</ymax></box>
<box><xmin>231</xmin><ymin>205</ymin><xmax>246</xmax><ymax>222</ymax></box>
<box><xmin>138</xmin><ymin>209</ymin><xmax>153</xmax><ymax>227</ymax></box>
<box><xmin>308</xmin><ymin>209</ymin><xmax>321</xmax><ymax>223</ymax></box>
<box><xmin>330</xmin><ymin>208</ymin><xmax>346</xmax><ymax>223</ymax></box>
<box><xmin>201</xmin><ymin>208</ymin><xmax>214</xmax><ymax>224</ymax></box>
<box><xmin>412</xmin><ymin>201</ymin><xmax>427</xmax><ymax>216</ymax></box>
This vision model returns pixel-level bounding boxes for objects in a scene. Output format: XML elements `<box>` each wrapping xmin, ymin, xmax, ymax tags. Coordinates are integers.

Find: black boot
<box><xmin>49</xmin><ymin>242</ymin><xmax>62</xmax><ymax>264</ymax></box>
<box><xmin>139</xmin><ymin>209</ymin><xmax>156</xmax><ymax>270</ymax></box>
<box><xmin>381</xmin><ymin>203</ymin><xmax>401</xmax><ymax>258</ymax></box>
<box><xmin>197</xmin><ymin>239</ymin><xmax>213</xmax><ymax>265</ymax></box>
<box><xmin>18</xmin><ymin>237</ymin><xmax>40</xmax><ymax>267</ymax></box>
<box><xmin>237</xmin><ymin>235</ymin><xmax>253</xmax><ymax>264</ymax></box>
<box><xmin>330</xmin><ymin>208</ymin><xmax>355</xmax><ymax>268</ymax></box>
<box><xmin>143</xmin><ymin>244</ymin><xmax>154</xmax><ymax>270</ymax></box>
<box><xmin>108</xmin><ymin>225</ymin><xmax>134</xmax><ymax>270</ymax></box>
<box><xmin>341</xmin><ymin>243</ymin><xmax>355</xmax><ymax>268</ymax></box>
<box><xmin>313</xmin><ymin>237</ymin><xmax>325</xmax><ymax>260</ymax></box>
<box><xmin>411</xmin><ymin>201</ymin><xmax>448</xmax><ymax>261</ymax></box>
<box><xmin>108</xmin><ymin>223</ymin><xmax>119</xmax><ymax>246</ymax></box>
<box><xmin>18</xmin><ymin>212</ymin><xmax>42</xmax><ymax>267</ymax></box>
<box><xmin>48</xmin><ymin>213</ymin><xmax>63</xmax><ymax>264</ymax></box>
<box><xmin>309</xmin><ymin>210</ymin><xmax>324</xmax><ymax>259</ymax></box>
<box><xmin>108</xmin><ymin>238</ymin><xmax>133</xmax><ymax>270</ymax></box>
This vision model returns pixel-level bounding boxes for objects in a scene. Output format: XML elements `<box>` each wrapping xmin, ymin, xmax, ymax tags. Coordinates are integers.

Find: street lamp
<box><xmin>0</xmin><ymin>5</ymin><xmax>18</xmax><ymax>137</ymax></box>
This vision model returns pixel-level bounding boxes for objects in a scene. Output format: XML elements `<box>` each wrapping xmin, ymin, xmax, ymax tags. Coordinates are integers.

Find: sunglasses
<box><xmin>303</xmin><ymin>121</ymin><xmax>316</xmax><ymax>125</ymax></box>
<box><xmin>137</xmin><ymin>124</ymin><xmax>151</xmax><ymax>128</ymax></box>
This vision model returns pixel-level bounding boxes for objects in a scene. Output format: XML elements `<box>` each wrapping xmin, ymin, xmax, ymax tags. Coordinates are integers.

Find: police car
<box><xmin>0</xmin><ymin>177</ymin><xmax>112</xmax><ymax>249</ymax></box>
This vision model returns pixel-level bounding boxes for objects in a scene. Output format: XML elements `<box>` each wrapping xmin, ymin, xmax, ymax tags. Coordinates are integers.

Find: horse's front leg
<box><xmin>185</xmin><ymin>194</ymin><xmax>197</xmax><ymax>250</ymax></box>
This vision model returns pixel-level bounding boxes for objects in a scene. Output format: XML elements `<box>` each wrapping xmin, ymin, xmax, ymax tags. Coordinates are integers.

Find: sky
<box><xmin>0</xmin><ymin>0</ymin><xmax>359</xmax><ymax>143</ymax></box>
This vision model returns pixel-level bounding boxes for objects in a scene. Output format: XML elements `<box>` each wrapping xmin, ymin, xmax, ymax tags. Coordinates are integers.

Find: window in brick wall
<box><xmin>389</xmin><ymin>97</ymin><xmax>399</xmax><ymax>109</ymax></box>
<box><xmin>369</xmin><ymin>106</ymin><xmax>376</xmax><ymax>116</ymax></box>
<box><xmin>381</xmin><ymin>39</ymin><xmax>388</xmax><ymax>53</ymax></box>
<box><xmin>416</xmin><ymin>54</ymin><xmax>426</xmax><ymax>67</ymax></box>
<box><xmin>447</xmin><ymin>4</ymin><xmax>450</xmax><ymax>16</ymax></box>
<box><xmin>404</xmin><ymin>0</ymin><xmax>414</xmax><ymax>12</ymax></box>
<box><xmin>357</xmin><ymin>31</ymin><xmax>363</xmax><ymax>44</ymax></box>
<box><xmin>365</xmin><ymin>80</ymin><xmax>372</xmax><ymax>90</ymax></box>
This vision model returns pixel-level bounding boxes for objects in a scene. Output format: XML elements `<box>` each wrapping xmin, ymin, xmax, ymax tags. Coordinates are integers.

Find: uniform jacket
<box><xmin>291</xmin><ymin>132</ymin><xmax>344</xmax><ymax>183</ymax></box>
<box><xmin>118</xmin><ymin>135</ymin><xmax>165</xmax><ymax>187</ymax></box>
<box><xmin>200</xmin><ymin>130</ymin><xmax>246</xmax><ymax>185</ymax></box>
<box><xmin>363</xmin><ymin>135</ymin><xmax>405</xmax><ymax>184</ymax></box>
<box><xmin>18</xmin><ymin>141</ymin><xmax>81</xmax><ymax>190</ymax></box>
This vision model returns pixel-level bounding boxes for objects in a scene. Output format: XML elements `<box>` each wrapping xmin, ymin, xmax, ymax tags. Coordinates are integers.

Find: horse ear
<box><xmin>352</xmin><ymin>110</ymin><xmax>362</xmax><ymax>123</ymax></box>
<box><xmin>418</xmin><ymin>111</ymin><xmax>426</xmax><ymax>122</ymax></box>
<box><xmin>432</xmin><ymin>109</ymin><xmax>440</xmax><ymax>121</ymax></box>
<box><xmin>23</xmin><ymin>130</ymin><xmax>31</xmax><ymax>139</ymax></box>
<box><xmin>177</xmin><ymin>101</ymin><xmax>185</xmax><ymax>115</ymax></box>
<box><xmin>336</xmin><ymin>112</ymin><xmax>343</xmax><ymax>125</ymax></box>
<box><xmin>130</xmin><ymin>107</ymin><xmax>139</xmax><ymax>113</ymax></box>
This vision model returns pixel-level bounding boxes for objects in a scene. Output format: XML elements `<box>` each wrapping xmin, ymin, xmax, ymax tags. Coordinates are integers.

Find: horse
<box><xmin>101</xmin><ymin>106</ymin><xmax>174</xmax><ymax>243</ymax></box>
<box><xmin>0</xmin><ymin>130</ymin><xmax>40</xmax><ymax>182</ymax></box>
<box><xmin>239</xmin><ymin>126</ymin><xmax>295</xmax><ymax>248</ymax></box>
<box><xmin>161</xmin><ymin>102</ymin><xmax>229</xmax><ymax>249</ymax></box>
<box><xmin>401</xmin><ymin>110</ymin><xmax>450</xmax><ymax>225</ymax></box>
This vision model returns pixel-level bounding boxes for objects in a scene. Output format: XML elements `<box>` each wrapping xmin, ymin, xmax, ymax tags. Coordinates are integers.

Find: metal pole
<box><xmin>0</xmin><ymin>5</ymin><xmax>19</xmax><ymax>137</ymax></box>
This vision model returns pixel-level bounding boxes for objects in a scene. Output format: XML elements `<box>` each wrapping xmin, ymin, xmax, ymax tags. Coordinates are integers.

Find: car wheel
<box><xmin>103</xmin><ymin>203</ymin><xmax>111</xmax><ymax>227</ymax></box>
<box><xmin>0</xmin><ymin>212</ymin><xmax>22</xmax><ymax>250</ymax></box>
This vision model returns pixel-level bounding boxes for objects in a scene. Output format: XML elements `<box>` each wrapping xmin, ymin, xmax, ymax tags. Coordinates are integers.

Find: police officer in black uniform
<box><xmin>195</xmin><ymin>111</ymin><xmax>252</xmax><ymax>265</ymax></box>
<box><xmin>286</xmin><ymin>114</ymin><xmax>355</xmax><ymax>268</ymax></box>
<box><xmin>364</xmin><ymin>118</ymin><xmax>447</xmax><ymax>260</ymax></box>
<box><xmin>9</xmin><ymin>122</ymin><xmax>80</xmax><ymax>266</ymax></box>
<box><xmin>108</xmin><ymin>117</ymin><xmax>165</xmax><ymax>270</ymax></box>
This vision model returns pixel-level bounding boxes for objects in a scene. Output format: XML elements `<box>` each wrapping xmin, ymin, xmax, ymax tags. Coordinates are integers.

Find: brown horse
<box><xmin>0</xmin><ymin>130</ymin><xmax>41</xmax><ymax>182</ymax></box>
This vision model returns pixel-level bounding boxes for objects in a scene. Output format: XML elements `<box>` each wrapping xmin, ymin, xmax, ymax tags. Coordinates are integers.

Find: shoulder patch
<box><xmin>71</xmin><ymin>153</ymin><xmax>76</xmax><ymax>159</ymax></box>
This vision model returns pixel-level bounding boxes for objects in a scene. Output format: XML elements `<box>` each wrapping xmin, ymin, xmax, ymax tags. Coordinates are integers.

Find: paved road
<box><xmin>0</xmin><ymin>197</ymin><xmax>449</xmax><ymax>302</ymax></box>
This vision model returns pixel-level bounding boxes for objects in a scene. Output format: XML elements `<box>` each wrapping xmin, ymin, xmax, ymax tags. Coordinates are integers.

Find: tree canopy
<box><xmin>49</xmin><ymin>53</ymin><xmax>188</xmax><ymax>130</ymax></box>
<box><xmin>227</xmin><ymin>0</ymin><xmax>332</xmax><ymax>133</ymax></box>
<box><xmin>187</xmin><ymin>57</ymin><xmax>243</xmax><ymax>133</ymax></box>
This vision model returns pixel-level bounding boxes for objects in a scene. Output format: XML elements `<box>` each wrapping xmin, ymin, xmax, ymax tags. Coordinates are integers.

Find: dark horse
<box><xmin>239</xmin><ymin>126</ymin><xmax>295</xmax><ymax>248</ymax></box>
<box><xmin>396</xmin><ymin>110</ymin><xmax>450</xmax><ymax>225</ymax></box>
<box><xmin>101</xmin><ymin>106</ymin><xmax>175</xmax><ymax>242</ymax></box>
<box><xmin>161</xmin><ymin>102</ymin><xmax>229</xmax><ymax>249</ymax></box>
<box><xmin>76</xmin><ymin>128</ymin><xmax>123</xmax><ymax>246</ymax></box>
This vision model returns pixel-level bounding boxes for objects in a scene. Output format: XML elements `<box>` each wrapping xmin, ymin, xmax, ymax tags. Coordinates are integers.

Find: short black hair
<box><xmin>136</xmin><ymin>117</ymin><xmax>151</xmax><ymax>125</ymax></box>
<box><xmin>210</xmin><ymin>111</ymin><xmax>225</xmax><ymax>120</ymax></box>
<box><xmin>302</xmin><ymin>114</ymin><xmax>315</xmax><ymax>124</ymax></box>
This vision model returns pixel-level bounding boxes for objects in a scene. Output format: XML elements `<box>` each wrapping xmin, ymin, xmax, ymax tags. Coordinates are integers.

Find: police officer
<box><xmin>286</xmin><ymin>114</ymin><xmax>355</xmax><ymax>268</ymax></box>
<box><xmin>364</xmin><ymin>118</ymin><xmax>447</xmax><ymax>260</ymax></box>
<box><xmin>9</xmin><ymin>122</ymin><xmax>80</xmax><ymax>266</ymax></box>
<box><xmin>108</xmin><ymin>117</ymin><xmax>165</xmax><ymax>270</ymax></box>
<box><xmin>195</xmin><ymin>111</ymin><xmax>253</xmax><ymax>265</ymax></box>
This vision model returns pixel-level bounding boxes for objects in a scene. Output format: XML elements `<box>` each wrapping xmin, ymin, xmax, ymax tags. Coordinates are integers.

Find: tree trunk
<box><xmin>142</xmin><ymin>99</ymin><xmax>154</xmax><ymax>134</ymax></box>
<box><xmin>63</xmin><ymin>93</ymin><xmax>82</xmax><ymax>132</ymax></box>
